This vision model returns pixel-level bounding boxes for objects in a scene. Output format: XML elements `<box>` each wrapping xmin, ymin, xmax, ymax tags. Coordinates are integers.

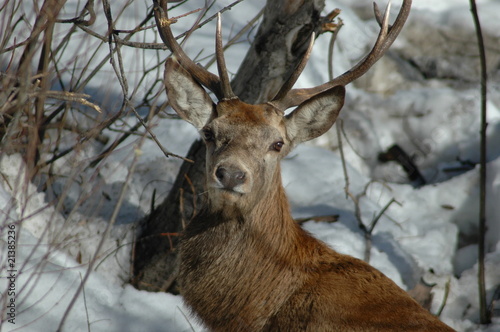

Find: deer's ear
<box><xmin>285</xmin><ymin>85</ymin><xmax>345</xmax><ymax>145</ymax></box>
<box><xmin>164</xmin><ymin>58</ymin><xmax>215</xmax><ymax>130</ymax></box>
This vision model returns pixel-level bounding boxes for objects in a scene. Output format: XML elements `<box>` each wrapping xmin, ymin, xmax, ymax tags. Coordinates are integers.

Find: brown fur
<box><xmin>174</xmin><ymin>100</ymin><xmax>454</xmax><ymax>331</ymax></box>
<box><xmin>163</xmin><ymin>55</ymin><xmax>454</xmax><ymax>331</ymax></box>
<box><xmin>179</xmin><ymin>167</ymin><xmax>454</xmax><ymax>331</ymax></box>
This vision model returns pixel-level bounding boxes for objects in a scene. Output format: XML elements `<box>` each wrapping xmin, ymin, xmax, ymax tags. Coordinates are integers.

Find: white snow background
<box><xmin>1</xmin><ymin>0</ymin><xmax>500</xmax><ymax>331</ymax></box>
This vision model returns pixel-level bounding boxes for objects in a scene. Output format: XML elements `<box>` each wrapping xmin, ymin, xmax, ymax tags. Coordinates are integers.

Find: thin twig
<box><xmin>469</xmin><ymin>0</ymin><xmax>490</xmax><ymax>325</ymax></box>
<box><xmin>369</xmin><ymin>198</ymin><xmax>400</xmax><ymax>234</ymax></box>
<box><xmin>336</xmin><ymin>120</ymin><xmax>350</xmax><ymax>199</ymax></box>
<box><xmin>175</xmin><ymin>0</ymin><xmax>246</xmax><ymax>40</ymax></box>
<box><xmin>205</xmin><ymin>8</ymin><xmax>264</xmax><ymax>69</ymax></box>
<box><xmin>130</xmin><ymin>107</ymin><xmax>194</xmax><ymax>163</ymax></box>
<box><xmin>436</xmin><ymin>278</ymin><xmax>451</xmax><ymax>317</ymax></box>
<box><xmin>327</xmin><ymin>13</ymin><xmax>343</xmax><ymax>80</ymax></box>
<box><xmin>57</xmin><ymin>119</ymin><xmax>148</xmax><ymax>332</ymax></box>
<box><xmin>30</xmin><ymin>90</ymin><xmax>102</xmax><ymax>113</ymax></box>
<box><xmin>160</xmin><ymin>263</ymin><xmax>179</xmax><ymax>292</ymax></box>
<box><xmin>325</xmin><ymin>11</ymin><xmax>350</xmax><ymax>202</ymax></box>
<box><xmin>184</xmin><ymin>173</ymin><xmax>197</xmax><ymax>221</ymax></box>
<box><xmin>364</xmin><ymin>198</ymin><xmax>400</xmax><ymax>262</ymax></box>
<box><xmin>79</xmin><ymin>273</ymin><xmax>92</xmax><ymax>332</ymax></box>
<box><xmin>56</xmin><ymin>0</ymin><xmax>96</xmax><ymax>26</ymax></box>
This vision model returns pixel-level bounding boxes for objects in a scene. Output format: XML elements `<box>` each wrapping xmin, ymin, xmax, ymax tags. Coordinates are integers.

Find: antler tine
<box><xmin>216</xmin><ymin>13</ymin><xmax>237</xmax><ymax>100</ymax></box>
<box><xmin>270</xmin><ymin>32</ymin><xmax>316</xmax><ymax>105</ymax></box>
<box><xmin>374</xmin><ymin>1</ymin><xmax>392</xmax><ymax>29</ymax></box>
<box><xmin>153</xmin><ymin>0</ymin><xmax>224</xmax><ymax>100</ymax></box>
<box><xmin>274</xmin><ymin>0</ymin><xmax>411</xmax><ymax>110</ymax></box>
<box><xmin>374</xmin><ymin>1</ymin><xmax>392</xmax><ymax>32</ymax></box>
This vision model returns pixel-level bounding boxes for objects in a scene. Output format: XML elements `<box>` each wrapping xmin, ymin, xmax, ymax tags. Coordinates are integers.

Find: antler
<box><xmin>155</xmin><ymin>0</ymin><xmax>411</xmax><ymax>109</ymax></box>
<box><xmin>153</xmin><ymin>0</ymin><xmax>236</xmax><ymax>101</ymax></box>
<box><xmin>271</xmin><ymin>0</ymin><xmax>412</xmax><ymax>110</ymax></box>
<box><xmin>215</xmin><ymin>13</ymin><xmax>237</xmax><ymax>100</ymax></box>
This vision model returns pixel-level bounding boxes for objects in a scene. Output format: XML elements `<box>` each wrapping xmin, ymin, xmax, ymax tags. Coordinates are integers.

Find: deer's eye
<box><xmin>202</xmin><ymin>128</ymin><xmax>215</xmax><ymax>142</ymax></box>
<box><xmin>272</xmin><ymin>141</ymin><xmax>284</xmax><ymax>152</ymax></box>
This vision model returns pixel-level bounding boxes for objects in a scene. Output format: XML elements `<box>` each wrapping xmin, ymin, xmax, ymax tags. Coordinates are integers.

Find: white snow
<box><xmin>1</xmin><ymin>0</ymin><xmax>499</xmax><ymax>331</ymax></box>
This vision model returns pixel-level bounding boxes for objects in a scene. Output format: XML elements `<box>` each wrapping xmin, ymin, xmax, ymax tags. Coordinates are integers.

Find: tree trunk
<box><xmin>132</xmin><ymin>0</ymin><xmax>327</xmax><ymax>292</ymax></box>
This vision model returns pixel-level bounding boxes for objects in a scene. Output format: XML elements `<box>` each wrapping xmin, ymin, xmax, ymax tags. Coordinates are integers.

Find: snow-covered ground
<box><xmin>1</xmin><ymin>0</ymin><xmax>499</xmax><ymax>331</ymax></box>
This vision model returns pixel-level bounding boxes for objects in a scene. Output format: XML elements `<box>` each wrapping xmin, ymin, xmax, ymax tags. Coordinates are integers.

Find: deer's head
<box><xmin>155</xmin><ymin>0</ymin><xmax>410</xmax><ymax>212</ymax></box>
<box><xmin>165</xmin><ymin>56</ymin><xmax>344</xmax><ymax>211</ymax></box>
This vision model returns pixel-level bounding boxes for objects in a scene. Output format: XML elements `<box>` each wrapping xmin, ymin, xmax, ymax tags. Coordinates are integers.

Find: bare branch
<box><xmin>130</xmin><ymin>107</ymin><xmax>194</xmax><ymax>163</ymax></box>
<box><xmin>469</xmin><ymin>0</ymin><xmax>490</xmax><ymax>325</ymax></box>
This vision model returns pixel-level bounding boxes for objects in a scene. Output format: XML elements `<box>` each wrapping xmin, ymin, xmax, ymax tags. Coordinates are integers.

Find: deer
<box><xmin>153</xmin><ymin>0</ymin><xmax>455</xmax><ymax>330</ymax></box>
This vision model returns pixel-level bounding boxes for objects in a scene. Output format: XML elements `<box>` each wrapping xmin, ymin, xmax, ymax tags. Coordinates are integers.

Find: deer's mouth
<box><xmin>210</xmin><ymin>182</ymin><xmax>246</xmax><ymax>195</ymax></box>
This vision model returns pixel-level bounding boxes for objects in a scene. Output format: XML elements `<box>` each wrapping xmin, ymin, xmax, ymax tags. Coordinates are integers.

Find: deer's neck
<box><xmin>191</xmin><ymin>166</ymin><xmax>300</xmax><ymax>251</ymax></box>
<box><xmin>179</xmin><ymin>167</ymin><xmax>322</xmax><ymax>329</ymax></box>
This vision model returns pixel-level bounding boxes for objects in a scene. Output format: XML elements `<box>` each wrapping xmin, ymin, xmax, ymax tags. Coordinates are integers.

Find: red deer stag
<box><xmin>154</xmin><ymin>0</ymin><xmax>454</xmax><ymax>330</ymax></box>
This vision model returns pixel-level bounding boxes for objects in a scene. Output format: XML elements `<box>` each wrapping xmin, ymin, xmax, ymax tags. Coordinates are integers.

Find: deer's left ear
<box><xmin>285</xmin><ymin>85</ymin><xmax>345</xmax><ymax>145</ymax></box>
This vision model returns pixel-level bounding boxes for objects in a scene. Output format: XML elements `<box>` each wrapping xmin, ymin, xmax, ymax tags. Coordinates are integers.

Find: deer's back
<box><xmin>265</xmin><ymin>250</ymin><xmax>454</xmax><ymax>331</ymax></box>
<box><xmin>179</xmin><ymin>214</ymin><xmax>453</xmax><ymax>331</ymax></box>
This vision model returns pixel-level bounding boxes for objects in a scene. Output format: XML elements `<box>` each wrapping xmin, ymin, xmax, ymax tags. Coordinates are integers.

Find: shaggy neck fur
<box><xmin>178</xmin><ymin>166</ymin><xmax>324</xmax><ymax>331</ymax></box>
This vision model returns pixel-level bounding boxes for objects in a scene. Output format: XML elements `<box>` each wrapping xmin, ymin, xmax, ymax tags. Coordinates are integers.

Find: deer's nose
<box><xmin>215</xmin><ymin>166</ymin><xmax>246</xmax><ymax>190</ymax></box>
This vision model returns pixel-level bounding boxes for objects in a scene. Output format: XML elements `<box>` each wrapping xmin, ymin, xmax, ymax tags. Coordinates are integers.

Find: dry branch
<box><xmin>469</xmin><ymin>0</ymin><xmax>491</xmax><ymax>325</ymax></box>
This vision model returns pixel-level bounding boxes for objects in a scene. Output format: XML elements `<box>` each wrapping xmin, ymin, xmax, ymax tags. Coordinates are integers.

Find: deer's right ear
<box><xmin>164</xmin><ymin>58</ymin><xmax>216</xmax><ymax>130</ymax></box>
